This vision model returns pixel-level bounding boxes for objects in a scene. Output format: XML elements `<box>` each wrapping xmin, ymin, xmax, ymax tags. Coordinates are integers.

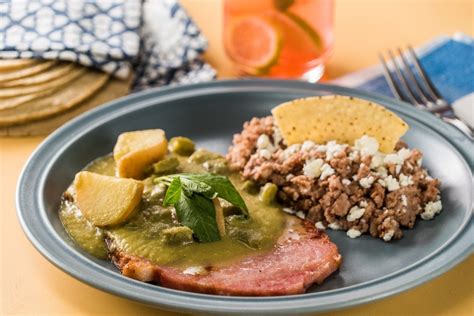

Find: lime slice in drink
<box><xmin>284</xmin><ymin>11</ymin><xmax>322</xmax><ymax>49</ymax></box>
<box><xmin>225</xmin><ymin>16</ymin><xmax>282</xmax><ymax>72</ymax></box>
<box><xmin>273</xmin><ymin>0</ymin><xmax>323</xmax><ymax>50</ymax></box>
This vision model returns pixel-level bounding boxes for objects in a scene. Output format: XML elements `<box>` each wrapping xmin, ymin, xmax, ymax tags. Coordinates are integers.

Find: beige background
<box><xmin>1</xmin><ymin>0</ymin><xmax>473</xmax><ymax>315</ymax></box>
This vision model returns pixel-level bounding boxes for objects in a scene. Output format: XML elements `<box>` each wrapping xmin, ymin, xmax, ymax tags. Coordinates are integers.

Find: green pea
<box><xmin>203</xmin><ymin>158</ymin><xmax>229</xmax><ymax>174</ymax></box>
<box><xmin>188</xmin><ymin>149</ymin><xmax>222</xmax><ymax>164</ymax></box>
<box><xmin>169</xmin><ymin>137</ymin><xmax>196</xmax><ymax>156</ymax></box>
<box><xmin>259</xmin><ymin>182</ymin><xmax>278</xmax><ymax>204</ymax></box>
<box><xmin>152</xmin><ymin>156</ymin><xmax>179</xmax><ymax>175</ymax></box>
<box><xmin>242</xmin><ymin>180</ymin><xmax>259</xmax><ymax>194</ymax></box>
<box><xmin>160</xmin><ymin>226</ymin><xmax>194</xmax><ymax>245</ymax></box>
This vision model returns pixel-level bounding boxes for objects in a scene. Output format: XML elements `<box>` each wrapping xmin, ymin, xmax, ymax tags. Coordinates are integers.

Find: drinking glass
<box><xmin>224</xmin><ymin>0</ymin><xmax>334</xmax><ymax>82</ymax></box>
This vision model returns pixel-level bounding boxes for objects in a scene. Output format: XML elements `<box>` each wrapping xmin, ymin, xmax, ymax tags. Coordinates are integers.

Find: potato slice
<box><xmin>74</xmin><ymin>171</ymin><xmax>144</xmax><ymax>227</ymax></box>
<box><xmin>114</xmin><ymin>129</ymin><xmax>168</xmax><ymax>179</ymax></box>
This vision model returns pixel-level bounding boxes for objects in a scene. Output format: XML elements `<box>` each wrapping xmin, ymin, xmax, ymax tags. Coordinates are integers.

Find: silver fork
<box><xmin>379</xmin><ymin>46</ymin><xmax>473</xmax><ymax>138</ymax></box>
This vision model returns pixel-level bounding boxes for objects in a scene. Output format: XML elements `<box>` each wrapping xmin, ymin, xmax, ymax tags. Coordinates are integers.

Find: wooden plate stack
<box><xmin>0</xmin><ymin>59</ymin><xmax>131</xmax><ymax>136</ymax></box>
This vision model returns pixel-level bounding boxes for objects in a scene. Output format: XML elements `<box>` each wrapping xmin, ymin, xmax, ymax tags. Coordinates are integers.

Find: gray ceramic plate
<box><xmin>17</xmin><ymin>80</ymin><xmax>473</xmax><ymax>315</ymax></box>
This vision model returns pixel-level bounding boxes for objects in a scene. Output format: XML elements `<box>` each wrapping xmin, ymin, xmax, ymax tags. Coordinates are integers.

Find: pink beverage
<box><xmin>224</xmin><ymin>0</ymin><xmax>334</xmax><ymax>81</ymax></box>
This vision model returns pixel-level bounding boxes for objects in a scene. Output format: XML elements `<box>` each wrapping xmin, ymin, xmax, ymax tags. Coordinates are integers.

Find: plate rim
<box><xmin>16</xmin><ymin>80</ymin><xmax>474</xmax><ymax>314</ymax></box>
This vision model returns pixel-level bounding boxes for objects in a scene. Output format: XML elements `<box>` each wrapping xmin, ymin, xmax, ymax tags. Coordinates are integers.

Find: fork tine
<box><xmin>396</xmin><ymin>48</ymin><xmax>435</xmax><ymax>108</ymax></box>
<box><xmin>378</xmin><ymin>53</ymin><xmax>406</xmax><ymax>101</ymax></box>
<box><xmin>387</xmin><ymin>50</ymin><xmax>422</xmax><ymax>106</ymax></box>
<box><xmin>407</xmin><ymin>46</ymin><xmax>444</xmax><ymax>102</ymax></box>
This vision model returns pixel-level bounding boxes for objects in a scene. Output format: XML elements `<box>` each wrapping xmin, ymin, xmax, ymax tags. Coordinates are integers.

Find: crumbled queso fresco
<box><xmin>227</xmin><ymin>116</ymin><xmax>442</xmax><ymax>242</ymax></box>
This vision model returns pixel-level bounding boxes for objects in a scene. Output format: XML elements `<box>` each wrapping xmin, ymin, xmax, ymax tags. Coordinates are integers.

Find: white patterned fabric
<box><xmin>0</xmin><ymin>0</ymin><xmax>216</xmax><ymax>90</ymax></box>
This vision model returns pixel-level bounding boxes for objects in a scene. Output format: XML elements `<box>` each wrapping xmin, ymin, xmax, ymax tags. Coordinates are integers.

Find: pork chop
<box><xmin>105</xmin><ymin>218</ymin><xmax>341</xmax><ymax>296</ymax></box>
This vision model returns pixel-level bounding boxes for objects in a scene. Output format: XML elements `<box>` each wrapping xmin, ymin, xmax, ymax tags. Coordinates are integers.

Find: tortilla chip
<box><xmin>0</xmin><ymin>67</ymin><xmax>86</xmax><ymax>98</ymax></box>
<box><xmin>0</xmin><ymin>59</ymin><xmax>39</xmax><ymax>71</ymax></box>
<box><xmin>0</xmin><ymin>60</ymin><xmax>57</xmax><ymax>82</ymax></box>
<box><xmin>0</xmin><ymin>69</ymin><xmax>109</xmax><ymax>126</ymax></box>
<box><xmin>271</xmin><ymin>95</ymin><xmax>409</xmax><ymax>153</ymax></box>
<box><xmin>0</xmin><ymin>63</ymin><xmax>74</xmax><ymax>87</ymax></box>
<box><xmin>0</xmin><ymin>75</ymin><xmax>131</xmax><ymax>136</ymax></box>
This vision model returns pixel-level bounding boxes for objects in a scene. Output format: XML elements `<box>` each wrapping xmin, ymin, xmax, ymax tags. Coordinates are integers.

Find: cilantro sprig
<box><xmin>156</xmin><ymin>173</ymin><xmax>248</xmax><ymax>243</ymax></box>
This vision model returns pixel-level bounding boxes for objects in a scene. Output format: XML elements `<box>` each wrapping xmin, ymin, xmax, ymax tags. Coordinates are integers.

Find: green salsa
<box><xmin>59</xmin><ymin>151</ymin><xmax>286</xmax><ymax>268</ymax></box>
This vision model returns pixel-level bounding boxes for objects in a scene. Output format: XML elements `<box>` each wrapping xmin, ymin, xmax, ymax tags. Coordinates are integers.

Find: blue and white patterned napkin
<box><xmin>0</xmin><ymin>0</ymin><xmax>216</xmax><ymax>91</ymax></box>
<box><xmin>332</xmin><ymin>33</ymin><xmax>474</xmax><ymax>126</ymax></box>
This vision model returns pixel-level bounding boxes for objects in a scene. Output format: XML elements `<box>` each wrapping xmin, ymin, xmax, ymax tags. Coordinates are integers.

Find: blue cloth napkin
<box><xmin>0</xmin><ymin>0</ymin><xmax>216</xmax><ymax>91</ymax></box>
<box><xmin>332</xmin><ymin>34</ymin><xmax>474</xmax><ymax>124</ymax></box>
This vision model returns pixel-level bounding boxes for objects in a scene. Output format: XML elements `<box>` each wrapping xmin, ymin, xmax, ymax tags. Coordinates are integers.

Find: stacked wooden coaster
<box><xmin>0</xmin><ymin>59</ymin><xmax>131</xmax><ymax>136</ymax></box>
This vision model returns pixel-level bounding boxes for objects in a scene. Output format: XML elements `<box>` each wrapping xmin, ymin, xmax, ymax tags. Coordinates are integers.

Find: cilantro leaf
<box><xmin>179</xmin><ymin>177</ymin><xmax>217</xmax><ymax>199</ymax></box>
<box><xmin>157</xmin><ymin>173</ymin><xmax>249</xmax><ymax>243</ymax></box>
<box><xmin>175</xmin><ymin>191</ymin><xmax>220</xmax><ymax>243</ymax></box>
<box><xmin>163</xmin><ymin>177</ymin><xmax>182</xmax><ymax>206</ymax></box>
<box><xmin>179</xmin><ymin>174</ymin><xmax>248</xmax><ymax>214</ymax></box>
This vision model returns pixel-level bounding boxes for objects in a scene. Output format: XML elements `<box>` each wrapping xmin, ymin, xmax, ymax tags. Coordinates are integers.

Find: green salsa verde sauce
<box><xmin>59</xmin><ymin>151</ymin><xmax>286</xmax><ymax>268</ymax></box>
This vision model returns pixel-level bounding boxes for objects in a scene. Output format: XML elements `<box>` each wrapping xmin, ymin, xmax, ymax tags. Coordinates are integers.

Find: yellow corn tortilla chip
<box><xmin>271</xmin><ymin>95</ymin><xmax>409</xmax><ymax>153</ymax></box>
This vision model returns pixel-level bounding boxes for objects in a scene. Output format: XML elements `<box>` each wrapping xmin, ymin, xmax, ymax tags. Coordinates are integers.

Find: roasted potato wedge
<box><xmin>74</xmin><ymin>171</ymin><xmax>144</xmax><ymax>226</ymax></box>
<box><xmin>114</xmin><ymin>129</ymin><xmax>168</xmax><ymax>179</ymax></box>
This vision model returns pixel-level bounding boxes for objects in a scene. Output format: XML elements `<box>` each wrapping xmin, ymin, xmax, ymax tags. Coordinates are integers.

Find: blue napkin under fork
<box><xmin>332</xmin><ymin>33</ymin><xmax>474</xmax><ymax>126</ymax></box>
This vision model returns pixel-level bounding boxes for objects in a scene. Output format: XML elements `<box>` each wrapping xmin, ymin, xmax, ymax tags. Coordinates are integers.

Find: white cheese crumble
<box><xmin>325</xmin><ymin>141</ymin><xmax>346</xmax><ymax>160</ymax></box>
<box><xmin>315</xmin><ymin>145</ymin><xmax>327</xmax><ymax>152</ymax></box>
<box><xmin>370</xmin><ymin>154</ymin><xmax>385</xmax><ymax>169</ymax></box>
<box><xmin>183</xmin><ymin>266</ymin><xmax>204</xmax><ymax>275</ymax></box>
<box><xmin>383</xmin><ymin>230</ymin><xmax>395</xmax><ymax>242</ymax></box>
<box><xmin>398</xmin><ymin>148</ymin><xmax>412</xmax><ymax>160</ymax></box>
<box><xmin>359</xmin><ymin>176</ymin><xmax>375</xmax><ymax>189</ymax></box>
<box><xmin>375</xmin><ymin>166</ymin><xmax>388</xmax><ymax>178</ymax></box>
<box><xmin>282</xmin><ymin>207</ymin><xmax>296</xmax><ymax>215</ymax></box>
<box><xmin>384</xmin><ymin>148</ymin><xmax>411</xmax><ymax>165</ymax></box>
<box><xmin>342</xmin><ymin>179</ymin><xmax>351</xmax><ymax>185</ymax></box>
<box><xmin>328</xmin><ymin>222</ymin><xmax>341</xmax><ymax>230</ymax></box>
<box><xmin>359</xmin><ymin>200</ymin><xmax>368</xmax><ymax>207</ymax></box>
<box><xmin>315</xmin><ymin>221</ymin><xmax>326</xmax><ymax>230</ymax></box>
<box><xmin>258</xmin><ymin>149</ymin><xmax>272</xmax><ymax>160</ymax></box>
<box><xmin>282</xmin><ymin>144</ymin><xmax>301</xmax><ymax>160</ymax></box>
<box><xmin>256</xmin><ymin>134</ymin><xmax>271</xmax><ymax>149</ymax></box>
<box><xmin>320</xmin><ymin>163</ymin><xmax>335</xmax><ymax>180</ymax></box>
<box><xmin>286</xmin><ymin>173</ymin><xmax>295</xmax><ymax>181</ymax></box>
<box><xmin>384</xmin><ymin>153</ymin><xmax>403</xmax><ymax>165</ymax></box>
<box><xmin>348</xmin><ymin>151</ymin><xmax>359</xmax><ymax>161</ymax></box>
<box><xmin>384</xmin><ymin>175</ymin><xmax>400</xmax><ymax>191</ymax></box>
<box><xmin>303</xmin><ymin>158</ymin><xmax>324</xmax><ymax>179</ymax></box>
<box><xmin>377</xmin><ymin>179</ymin><xmax>386</xmax><ymax>187</ymax></box>
<box><xmin>296</xmin><ymin>211</ymin><xmax>306</xmax><ymax>219</ymax></box>
<box><xmin>399</xmin><ymin>173</ymin><xmax>414</xmax><ymax>186</ymax></box>
<box><xmin>347</xmin><ymin>228</ymin><xmax>362</xmax><ymax>238</ymax></box>
<box><xmin>420</xmin><ymin>200</ymin><xmax>442</xmax><ymax>220</ymax></box>
<box><xmin>401</xmin><ymin>194</ymin><xmax>408</xmax><ymax>207</ymax></box>
<box><xmin>347</xmin><ymin>205</ymin><xmax>365</xmax><ymax>221</ymax></box>
<box><xmin>395</xmin><ymin>164</ymin><xmax>402</xmax><ymax>175</ymax></box>
<box><xmin>354</xmin><ymin>135</ymin><xmax>379</xmax><ymax>156</ymax></box>
<box><xmin>272</xmin><ymin>126</ymin><xmax>283</xmax><ymax>146</ymax></box>
<box><xmin>301</xmin><ymin>140</ymin><xmax>315</xmax><ymax>152</ymax></box>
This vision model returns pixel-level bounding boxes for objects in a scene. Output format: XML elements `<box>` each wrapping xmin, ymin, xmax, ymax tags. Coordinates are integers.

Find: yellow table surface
<box><xmin>1</xmin><ymin>0</ymin><xmax>473</xmax><ymax>315</ymax></box>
